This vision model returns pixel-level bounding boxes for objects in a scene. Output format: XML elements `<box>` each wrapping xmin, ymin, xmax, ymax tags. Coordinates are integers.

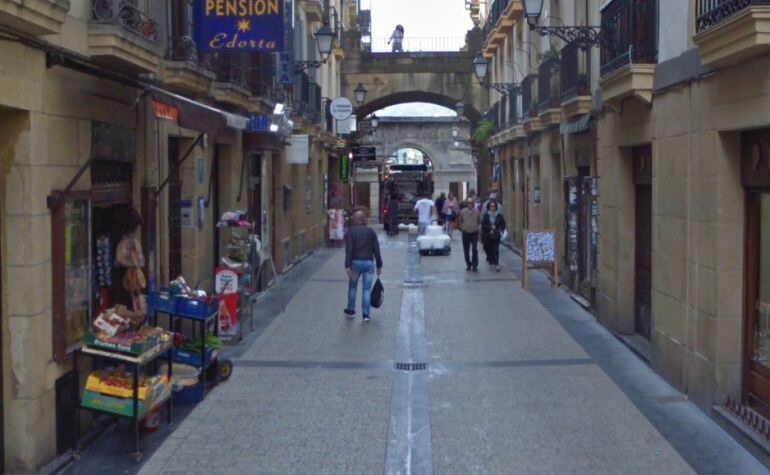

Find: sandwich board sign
<box><xmin>522</xmin><ymin>229</ymin><xmax>558</xmax><ymax>290</ymax></box>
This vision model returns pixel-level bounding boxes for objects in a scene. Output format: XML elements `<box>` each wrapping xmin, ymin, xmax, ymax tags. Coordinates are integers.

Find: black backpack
<box><xmin>371</xmin><ymin>278</ymin><xmax>384</xmax><ymax>309</ymax></box>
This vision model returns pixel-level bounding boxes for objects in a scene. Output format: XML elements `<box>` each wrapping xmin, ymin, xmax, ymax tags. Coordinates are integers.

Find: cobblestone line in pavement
<box><xmin>385</xmin><ymin>237</ymin><xmax>434</xmax><ymax>475</ymax></box>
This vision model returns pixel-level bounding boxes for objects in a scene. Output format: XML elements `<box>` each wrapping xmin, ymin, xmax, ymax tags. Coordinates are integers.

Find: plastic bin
<box><xmin>147</xmin><ymin>291</ymin><xmax>178</xmax><ymax>314</ymax></box>
<box><xmin>173</xmin><ymin>347</ymin><xmax>215</xmax><ymax>369</ymax></box>
<box><xmin>175</xmin><ymin>296</ymin><xmax>220</xmax><ymax>321</ymax></box>
<box><xmin>172</xmin><ymin>383</ymin><xmax>204</xmax><ymax>406</ymax></box>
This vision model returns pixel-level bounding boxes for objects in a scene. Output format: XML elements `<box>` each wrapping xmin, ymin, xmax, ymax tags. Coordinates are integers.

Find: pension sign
<box><xmin>194</xmin><ymin>0</ymin><xmax>284</xmax><ymax>53</ymax></box>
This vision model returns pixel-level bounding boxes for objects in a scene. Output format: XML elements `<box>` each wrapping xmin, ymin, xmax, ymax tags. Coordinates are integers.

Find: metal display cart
<box><xmin>73</xmin><ymin>338</ymin><xmax>174</xmax><ymax>462</ymax></box>
<box><xmin>217</xmin><ymin>223</ymin><xmax>258</xmax><ymax>340</ymax></box>
<box><xmin>147</xmin><ymin>293</ymin><xmax>224</xmax><ymax>393</ymax></box>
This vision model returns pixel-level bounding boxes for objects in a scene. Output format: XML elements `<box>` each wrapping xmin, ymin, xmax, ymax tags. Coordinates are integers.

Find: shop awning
<box><xmin>560</xmin><ymin>114</ymin><xmax>592</xmax><ymax>135</ymax></box>
<box><xmin>146</xmin><ymin>86</ymin><xmax>248</xmax><ymax>135</ymax></box>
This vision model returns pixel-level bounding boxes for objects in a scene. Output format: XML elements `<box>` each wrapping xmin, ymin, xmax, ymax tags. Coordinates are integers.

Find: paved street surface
<box><xmin>134</xmin><ymin>229</ymin><xmax>765</xmax><ymax>475</ymax></box>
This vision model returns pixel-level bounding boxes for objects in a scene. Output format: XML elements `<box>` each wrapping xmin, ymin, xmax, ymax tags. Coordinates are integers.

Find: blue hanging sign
<box><xmin>194</xmin><ymin>0</ymin><xmax>284</xmax><ymax>53</ymax></box>
<box><xmin>247</xmin><ymin>114</ymin><xmax>271</xmax><ymax>132</ymax></box>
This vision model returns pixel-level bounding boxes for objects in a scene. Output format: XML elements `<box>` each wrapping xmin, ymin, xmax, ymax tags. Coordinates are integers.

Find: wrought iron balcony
<box><xmin>696</xmin><ymin>0</ymin><xmax>770</xmax><ymax>32</ymax></box>
<box><xmin>537</xmin><ymin>58</ymin><xmax>560</xmax><ymax>111</ymax></box>
<box><xmin>508</xmin><ymin>91</ymin><xmax>519</xmax><ymax>126</ymax></box>
<box><xmin>91</xmin><ymin>0</ymin><xmax>161</xmax><ymax>43</ymax></box>
<box><xmin>560</xmin><ymin>43</ymin><xmax>590</xmax><ymax>102</ymax></box>
<box><xmin>521</xmin><ymin>75</ymin><xmax>537</xmax><ymax>120</ymax></box>
<box><xmin>599</xmin><ymin>0</ymin><xmax>658</xmax><ymax>77</ymax></box>
<box><xmin>499</xmin><ymin>97</ymin><xmax>507</xmax><ymax>129</ymax></box>
<box><xmin>209</xmin><ymin>53</ymin><xmax>250</xmax><ymax>90</ymax></box>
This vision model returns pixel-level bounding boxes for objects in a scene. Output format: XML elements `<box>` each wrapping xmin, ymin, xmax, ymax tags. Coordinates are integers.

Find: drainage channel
<box><xmin>385</xmin><ymin>237</ymin><xmax>433</xmax><ymax>475</ymax></box>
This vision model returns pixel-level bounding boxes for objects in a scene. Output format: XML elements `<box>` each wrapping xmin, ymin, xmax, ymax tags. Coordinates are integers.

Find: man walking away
<box><xmin>442</xmin><ymin>194</ymin><xmax>460</xmax><ymax>239</ymax></box>
<box><xmin>387</xmin><ymin>193</ymin><xmax>400</xmax><ymax>236</ymax></box>
<box><xmin>459</xmin><ymin>196</ymin><xmax>481</xmax><ymax>272</ymax></box>
<box><xmin>344</xmin><ymin>211</ymin><xmax>383</xmax><ymax>322</ymax></box>
<box><xmin>435</xmin><ymin>192</ymin><xmax>446</xmax><ymax>227</ymax></box>
<box><xmin>413</xmin><ymin>193</ymin><xmax>436</xmax><ymax>236</ymax></box>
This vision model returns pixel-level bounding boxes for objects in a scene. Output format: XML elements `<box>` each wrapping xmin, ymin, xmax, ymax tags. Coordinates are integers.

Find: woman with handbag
<box><xmin>481</xmin><ymin>200</ymin><xmax>506</xmax><ymax>272</ymax></box>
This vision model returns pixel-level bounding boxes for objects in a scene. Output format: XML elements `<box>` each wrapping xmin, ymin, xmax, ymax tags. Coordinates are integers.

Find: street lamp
<box><xmin>354</xmin><ymin>83</ymin><xmax>367</xmax><ymax>105</ymax></box>
<box><xmin>523</xmin><ymin>0</ymin><xmax>602</xmax><ymax>50</ymax></box>
<box><xmin>472</xmin><ymin>54</ymin><xmax>521</xmax><ymax>97</ymax></box>
<box><xmin>455</xmin><ymin>102</ymin><xmax>465</xmax><ymax>118</ymax></box>
<box><xmin>371</xmin><ymin>114</ymin><xmax>379</xmax><ymax>130</ymax></box>
<box><xmin>294</xmin><ymin>23</ymin><xmax>337</xmax><ymax>73</ymax></box>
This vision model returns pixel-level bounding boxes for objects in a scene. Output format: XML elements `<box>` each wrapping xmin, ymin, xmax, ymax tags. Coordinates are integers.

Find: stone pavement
<box><xmin>131</xmin><ymin>229</ymin><xmax>765</xmax><ymax>475</ymax></box>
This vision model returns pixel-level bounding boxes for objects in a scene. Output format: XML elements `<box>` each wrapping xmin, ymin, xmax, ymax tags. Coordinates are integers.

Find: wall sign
<box><xmin>330</xmin><ymin>97</ymin><xmax>353</xmax><ymax>121</ymax></box>
<box><xmin>194</xmin><ymin>0</ymin><xmax>284</xmax><ymax>52</ymax></box>
<box><xmin>152</xmin><ymin>101</ymin><xmax>179</xmax><ymax>122</ymax></box>
<box><xmin>353</xmin><ymin>146</ymin><xmax>376</xmax><ymax>161</ymax></box>
<box><xmin>340</xmin><ymin>154</ymin><xmax>350</xmax><ymax>183</ymax></box>
<box><xmin>180</xmin><ymin>199</ymin><xmax>194</xmax><ymax>228</ymax></box>
<box><xmin>285</xmin><ymin>134</ymin><xmax>309</xmax><ymax>164</ymax></box>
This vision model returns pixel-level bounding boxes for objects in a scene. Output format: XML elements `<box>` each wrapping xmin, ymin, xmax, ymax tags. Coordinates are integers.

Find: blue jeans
<box><xmin>347</xmin><ymin>260</ymin><xmax>375</xmax><ymax>316</ymax></box>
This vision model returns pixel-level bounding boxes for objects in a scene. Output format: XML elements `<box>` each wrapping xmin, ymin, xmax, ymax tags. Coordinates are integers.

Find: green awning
<box><xmin>560</xmin><ymin>114</ymin><xmax>592</xmax><ymax>135</ymax></box>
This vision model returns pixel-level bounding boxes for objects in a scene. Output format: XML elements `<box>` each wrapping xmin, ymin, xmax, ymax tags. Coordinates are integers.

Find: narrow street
<box><xmin>134</xmin><ymin>230</ymin><xmax>765</xmax><ymax>475</ymax></box>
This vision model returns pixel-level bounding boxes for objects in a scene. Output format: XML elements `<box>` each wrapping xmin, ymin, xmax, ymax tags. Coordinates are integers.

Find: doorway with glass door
<box><xmin>743</xmin><ymin>129</ymin><xmax>770</xmax><ymax>413</ymax></box>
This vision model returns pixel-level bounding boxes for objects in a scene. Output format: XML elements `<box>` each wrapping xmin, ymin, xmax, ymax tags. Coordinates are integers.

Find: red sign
<box><xmin>152</xmin><ymin>101</ymin><xmax>179</xmax><ymax>122</ymax></box>
<box><xmin>215</xmin><ymin>267</ymin><xmax>239</xmax><ymax>336</ymax></box>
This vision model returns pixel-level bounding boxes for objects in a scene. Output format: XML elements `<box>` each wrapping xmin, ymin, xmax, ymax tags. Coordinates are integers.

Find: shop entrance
<box><xmin>633</xmin><ymin>145</ymin><xmax>653</xmax><ymax>339</ymax></box>
<box><xmin>742</xmin><ymin>129</ymin><xmax>770</xmax><ymax>412</ymax></box>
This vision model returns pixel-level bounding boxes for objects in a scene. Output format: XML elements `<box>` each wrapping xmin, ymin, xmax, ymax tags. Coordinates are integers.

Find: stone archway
<box><xmin>355</xmin><ymin>91</ymin><xmax>483</xmax><ymax>122</ymax></box>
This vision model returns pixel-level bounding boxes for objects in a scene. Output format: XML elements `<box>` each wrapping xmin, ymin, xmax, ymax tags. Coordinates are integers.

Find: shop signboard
<box><xmin>353</xmin><ymin>146</ymin><xmax>376</xmax><ymax>161</ymax></box>
<box><xmin>330</xmin><ymin>97</ymin><xmax>353</xmax><ymax>121</ymax></box>
<box><xmin>247</xmin><ymin>114</ymin><xmax>271</xmax><ymax>132</ymax></box>
<box><xmin>215</xmin><ymin>267</ymin><xmax>239</xmax><ymax>336</ymax></box>
<box><xmin>194</xmin><ymin>0</ymin><xmax>284</xmax><ymax>53</ymax></box>
<box><xmin>285</xmin><ymin>135</ymin><xmax>309</xmax><ymax>164</ymax></box>
<box><xmin>340</xmin><ymin>154</ymin><xmax>350</xmax><ymax>183</ymax></box>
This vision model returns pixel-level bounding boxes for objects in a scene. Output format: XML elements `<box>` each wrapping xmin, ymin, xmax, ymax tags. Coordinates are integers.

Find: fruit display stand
<box><xmin>147</xmin><ymin>292</ymin><xmax>222</xmax><ymax>397</ymax></box>
<box><xmin>73</xmin><ymin>336</ymin><xmax>174</xmax><ymax>462</ymax></box>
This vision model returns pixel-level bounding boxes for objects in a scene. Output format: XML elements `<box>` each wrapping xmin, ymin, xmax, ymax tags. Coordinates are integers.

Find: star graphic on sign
<box><xmin>237</xmin><ymin>18</ymin><xmax>251</xmax><ymax>32</ymax></box>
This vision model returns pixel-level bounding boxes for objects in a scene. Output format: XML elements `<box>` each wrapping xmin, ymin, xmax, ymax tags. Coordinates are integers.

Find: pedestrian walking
<box><xmin>387</xmin><ymin>193</ymin><xmax>400</xmax><ymax>236</ymax></box>
<box><xmin>483</xmin><ymin>192</ymin><xmax>503</xmax><ymax>216</ymax></box>
<box><xmin>388</xmin><ymin>24</ymin><xmax>404</xmax><ymax>52</ymax></box>
<box><xmin>481</xmin><ymin>200</ymin><xmax>506</xmax><ymax>272</ymax></box>
<box><xmin>435</xmin><ymin>192</ymin><xmax>447</xmax><ymax>227</ymax></box>
<box><xmin>413</xmin><ymin>193</ymin><xmax>436</xmax><ymax>235</ymax></box>
<box><xmin>344</xmin><ymin>211</ymin><xmax>383</xmax><ymax>322</ymax></box>
<box><xmin>459</xmin><ymin>196</ymin><xmax>481</xmax><ymax>272</ymax></box>
<box><xmin>442</xmin><ymin>193</ymin><xmax>460</xmax><ymax>239</ymax></box>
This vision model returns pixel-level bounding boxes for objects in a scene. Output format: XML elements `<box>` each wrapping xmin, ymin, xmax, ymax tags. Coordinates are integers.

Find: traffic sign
<box><xmin>329</xmin><ymin>97</ymin><xmax>353</xmax><ymax>121</ymax></box>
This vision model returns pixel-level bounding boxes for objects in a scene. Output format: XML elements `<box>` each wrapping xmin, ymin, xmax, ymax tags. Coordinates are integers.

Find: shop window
<box><xmin>52</xmin><ymin>193</ymin><xmax>92</xmax><ymax>361</ymax></box>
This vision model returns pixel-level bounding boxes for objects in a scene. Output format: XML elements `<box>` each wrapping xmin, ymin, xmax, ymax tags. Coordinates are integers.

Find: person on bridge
<box><xmin>481</xmin><ymin>200</ymin><xmax>506</xmax><ymax>272</ymax></box>
<box><xmin>459</xmin><ymin>196</ymin><xmax>481</xmax><ymax>272</ymax></box>
<box><xmin>414</xmin><ymin>193</ymin><xmax>436</xmax><ymax>236</ymax></box>
<box><xmin>442</xmin><ymin>194</ymin><xmax>461</xmax><ymax>239</ymax></box>
<box><xmin>388</xmin><ymin>24</ymin><xmax>404</xmax><ymax>52</ymax></box>
<box><xmin>344</xmin><ymin>210</ymin><xmax>383</xmax><ymax>322</ymax></box>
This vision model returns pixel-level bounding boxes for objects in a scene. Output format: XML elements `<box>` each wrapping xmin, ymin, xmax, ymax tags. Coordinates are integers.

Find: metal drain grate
<box><xmin>395</xmin><ymin>362</ymin><xmax>428</xmax><ymax>371</ymax></box>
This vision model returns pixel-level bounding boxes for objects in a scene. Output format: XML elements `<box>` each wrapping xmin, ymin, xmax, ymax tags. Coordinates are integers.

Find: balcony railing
<box><xmin>499</xmin><ymin>97</ymin><xmax>507</xmax><ymax>129</ymax></box>
<box><xmin>208</xmin><ymin>53</ymin><xmax>250</xmax><ymax>90</ymax></box>
<box><xmin>521</xmin><ymin>75</ymin><xmax>537</xmax><ymax>119</ymax></box>
<box><xmin>600</xmin><ymin>0</ymin><xmax>658</xmax><ymax>77</ymax></box>
<box><xmin>483</xmin><ymin>0</ymin><xmax>510</xmax><ymax>38</ymax></box>
<box><xmin>166</xmin><ymin>0</ymin><xmax>211</xmax><ymax>69</ymax></box>
<box><xmin>537</xmin><ymin>58</ymin><xmax>560</xmax><ymax>111</ymax></box>
<box><xmin>696</xmin><ymin>0</ymin><xmax>770</xmax><ymax>32</ymax></box>
<box><xmin>91</xmin><ymin>0</ymin><xmax>161</xmax><ymax>42</ymax></box>
<box><xmin>508</xmin><ymin>91</ymin><xmax>519</xmax><ymax>125</ymax></box>
<box><xmin>293</xmin><ymin>72</ymin><xmax>322</xmax><ymax>124</ymax></box>
<box><xmin>560</xmin><ymin>43</ymin><xmax>590</xmax><ymax>101</ymax></box>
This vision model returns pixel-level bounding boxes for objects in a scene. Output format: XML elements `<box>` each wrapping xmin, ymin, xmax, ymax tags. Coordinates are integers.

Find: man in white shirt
<box><xmin>413</xmin><ymin>194</ymin><xmax>436</xmax><ymax>236</ymax></box>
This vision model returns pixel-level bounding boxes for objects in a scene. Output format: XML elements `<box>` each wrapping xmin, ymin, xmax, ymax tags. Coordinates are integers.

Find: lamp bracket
<box><xmin>528</xmin><ymin>23</ymin><xmax>603</xmax><ymax>51</ymax></box>
<box><xmin>488</xmin><ymin>83</ymin><xmax>521</xmax><ymax>96</ymax></box>
<box><xmin>294</xmin><ymin>60</ymin><xmax>326</xmax><ymax>74</ymax></box>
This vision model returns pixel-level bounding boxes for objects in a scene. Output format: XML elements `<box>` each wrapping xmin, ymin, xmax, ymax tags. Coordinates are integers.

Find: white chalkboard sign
<box><xmin>522</xmin><ymin>229</ymin><xmax>558</xmax><ymax>290</ymax></box>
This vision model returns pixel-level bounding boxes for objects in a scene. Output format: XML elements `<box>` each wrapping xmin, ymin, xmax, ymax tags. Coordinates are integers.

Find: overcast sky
<box><xmin>364</xmin><ymin>0</ymin><xmax>472</xmax><ymax>117</ymax></box>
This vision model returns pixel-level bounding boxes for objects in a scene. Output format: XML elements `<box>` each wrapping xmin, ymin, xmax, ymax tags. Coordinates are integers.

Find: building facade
<box><xmin>0</xmin><ymin>0</ymin><xmax>349</xmax><ymax>471</ymax></box>
<box><xmin>478</xmin><ymin>0</ymin><xmax>770</xmax><ymax>445</ymax></box>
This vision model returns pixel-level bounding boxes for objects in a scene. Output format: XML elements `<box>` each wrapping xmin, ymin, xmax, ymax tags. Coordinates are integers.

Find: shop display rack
<box><xmin>73</xmin><ymin>337</ymin><xmax>174</xmax><ymax>462</ymax></box>
<box><xmin>147</xmin><ymin>292</ymin><xmax>222</xmax><ymax>395</ymax></box>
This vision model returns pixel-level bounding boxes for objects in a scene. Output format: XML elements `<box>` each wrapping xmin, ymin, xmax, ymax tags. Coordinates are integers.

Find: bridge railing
<box><xmin>365</xmin><ymin>36</ymin><xmax>467</xmax><ymax>53</ymax></box>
